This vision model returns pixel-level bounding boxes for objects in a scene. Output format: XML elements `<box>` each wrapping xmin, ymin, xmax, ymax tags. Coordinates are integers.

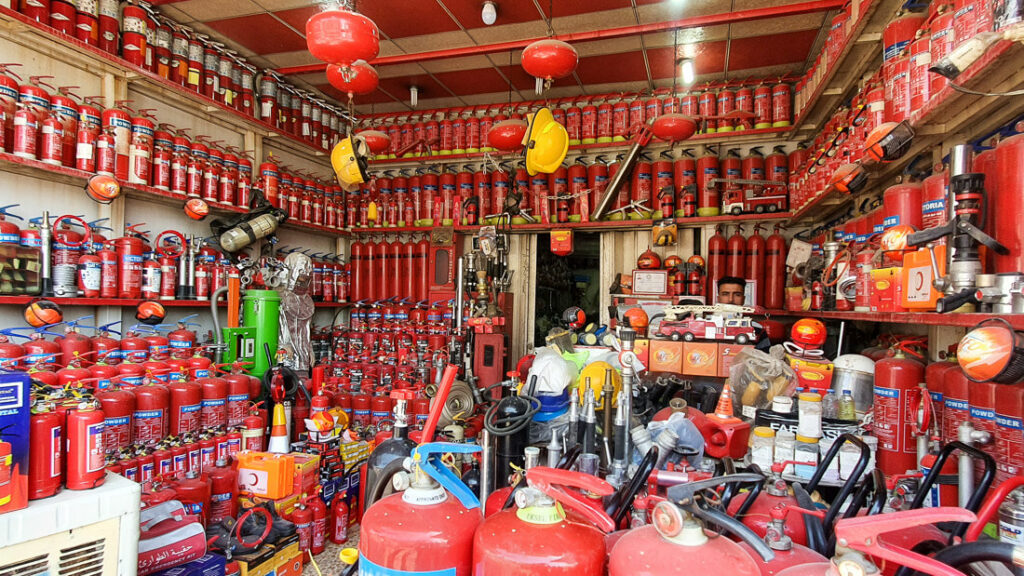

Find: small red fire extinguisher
<box><xmin>65</xmin><ymin>406</ymin><xmax>106</xmax><ymax>490</ymax></box>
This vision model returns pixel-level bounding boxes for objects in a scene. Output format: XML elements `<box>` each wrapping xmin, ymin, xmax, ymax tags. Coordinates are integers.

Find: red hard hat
<box><xmin>791</xmin><ymin>318</ymin><xmax>827</xmax><ymax>348</ymax></box>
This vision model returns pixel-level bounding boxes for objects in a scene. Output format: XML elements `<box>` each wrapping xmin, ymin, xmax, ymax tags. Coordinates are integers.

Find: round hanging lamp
<box><xmin>306</xmin><ymin>6</ymin><xmax>380</xmax><ymax>66</ymax></box>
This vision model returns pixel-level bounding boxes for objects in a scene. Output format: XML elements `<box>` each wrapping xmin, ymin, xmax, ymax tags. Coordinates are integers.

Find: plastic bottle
<box><xmin>822</xmin><ymin>390</ymin><xmax>838</xmax><ymax>420</ymax></box>
<box><xmin>838</xmin><ymin>390</ymin><xmax>857</xmax><ymax>421</ymax></box>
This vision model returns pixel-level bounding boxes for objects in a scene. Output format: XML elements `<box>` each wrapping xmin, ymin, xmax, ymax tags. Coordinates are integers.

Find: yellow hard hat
<box><xmin>577</xmin><ymin>361</ymin><xmax>622</xmax><ymax>410</ymax></box>
<box><xmin>523</xmin><ymin>106</ymin><xmax>568</xmax><ymax>176</ymax></box>
<box><xmin>332</xmin><ymin>136</ymin><xmax>370</xmax><ymax>191</ymax></box>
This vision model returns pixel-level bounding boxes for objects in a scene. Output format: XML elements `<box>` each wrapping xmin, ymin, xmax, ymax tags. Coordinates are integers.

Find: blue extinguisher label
<box><xmin>360</xmin><ymin>556</ymin><xmax>455</xmax><ymax>576</ymax></box>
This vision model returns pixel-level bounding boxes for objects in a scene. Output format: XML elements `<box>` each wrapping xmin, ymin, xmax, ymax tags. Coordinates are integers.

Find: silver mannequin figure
<box><xmin>278</xmin><ymin>252</ymin><xmax>315</xmax><ymax>372</ymax></box>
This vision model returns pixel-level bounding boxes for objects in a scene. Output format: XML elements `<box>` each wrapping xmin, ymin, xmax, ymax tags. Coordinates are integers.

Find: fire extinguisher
<box><xmin>78</xmin><ymin>95</ymin><xmax>103</xmax><ymax>171</ymax></box>
<box><xmin>874</xmin><ymin>343</ymin><xmax>926</xmax><ymax>477</ymax></box>
<box><xmin>707</xmin><ymin>225</ymin><xmax>727</xmax><ymax>299</ymax></box>
<box><xmin>28</xmin><ymin>409</ymin><xmax>62</xmax><ymax>500</ymax></box>
<box><xmin>581</xmin><ymin>98</ymin><xmax>598</xmax><ymax>145</ymax></box>
<box><xmin>65</xmin><ymin>406</ymin><xmax>106</xmax><ymax>490</ymax></box>
<box><xmin>361</xmin><ymin>442</ymin><xmax>482</xmax><ymax>574</ymax></box>
<box><xmin>697</xmin><ymin>147</ymin><xmax>721</xmax><ymax>217</ymax></box>
<box><xmin>102</xmin><ymin>100</ymin><xmax>132</xmax><ymax>180</ymax></box>
<box><xmin>674</xmin><ymin>150</ymin><xmax>697</xmax><ymax>217</ymax></box>
<box><xmin>567</xmin><ymin>160</ymin><xmax>587</xmax><ymax>220</ymax></box>
<box><xmin>53</xmin><ymin>215</ymin><xmax>91</xmax><ymax>297</ymax></box>
<box><xmin>95</xmin><ymin>385</ymin><xmax>136</xmax><ymax>454</ymax></box>
<box><xmin>473</xmin><ymin>467</ymin><xmax>615</xmax><ymax>575</ymax></box>
<box><xmin>330</xmin><ymin>493</ymin><xmax>349</xmax><ymax>544</ymax></box>
<box><xmin>726</xmin><ymin>225</ymin><xmax>747</xmax><ymax>280</ymax></box>
<box><xmin>78</xmin><ymin>241</ymin><xmax>102</xmax><ymax>298</ymax></box>
<box><xmin>747</xmin><ymin>225</ymin><xmax>767</xmax><ymax>307</ymax></box>
<box><xmin>12</xmin><ymin>102</ymin><xmax>39</xmax><ymax>160</ymax></box>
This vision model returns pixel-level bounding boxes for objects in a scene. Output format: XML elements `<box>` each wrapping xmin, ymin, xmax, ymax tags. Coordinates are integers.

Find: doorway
<box><xmin>533</xmin><ymin>232</ymin><xmax>601</xmax><ymax>347</ymax></box>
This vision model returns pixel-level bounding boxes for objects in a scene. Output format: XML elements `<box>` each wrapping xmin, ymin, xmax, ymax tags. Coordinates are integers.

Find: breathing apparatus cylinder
<box><xmin>485</xmin><ymin>377</ymin><xmax>541</xmax><ymax>488</ymax></box>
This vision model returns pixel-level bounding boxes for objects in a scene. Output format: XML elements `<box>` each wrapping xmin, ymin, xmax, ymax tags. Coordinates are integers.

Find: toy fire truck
<box><xmin>657</xmin><ymin>304</ymin><xmax>759</xmax><ymax>344</ymax></box>
<box><xmin>708</xmin><ymin>177</ymin><xmax>788</xmax><ymax>215</ymax></box>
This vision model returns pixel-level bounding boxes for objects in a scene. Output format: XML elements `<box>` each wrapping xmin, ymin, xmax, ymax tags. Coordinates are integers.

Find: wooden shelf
<box><xmin>788</xmin><ymin>41</ymin><xmax>1024</xmax><ymax>225</ymax></box>
<box><xmin>368</xmin><ymin>127</ymin><xmax>792</xmax><ymax>170</ymax></box>
<box><xmin>0</xmin><ymin>6</ymin><xmax>329</xmax><ymax>166</ymax></box>
<box><xmin>763</xmin><ymin>308</ymin><xmax>1024</xmax><ymax>329</ymax></box>
<box><xmin>0</xmin><ymin>153</ymin><xmax>348</xmax><ymax>238</ymax></box>
<box><xmin>0</xmin><ymin>295</ymin><xmax>351</xmax><ymax>308</ymax></box>
<box><xmin>791</xmin><ymin>0</ymin><xmax>903</xmax><ymax>135</ymax></box>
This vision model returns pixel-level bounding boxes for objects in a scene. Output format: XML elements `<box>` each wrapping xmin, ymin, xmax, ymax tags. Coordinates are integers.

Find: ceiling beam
<box><xmin>274</xmin><ymin>0</ymin><xmax>844</xmax><ymax>76</ymax></box>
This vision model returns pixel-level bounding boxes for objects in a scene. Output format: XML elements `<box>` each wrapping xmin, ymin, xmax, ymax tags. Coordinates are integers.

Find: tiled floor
<box><xmin>302</xmin><ymin>529</ymin><xmax>360</xmax><ymax>575</ymax></box>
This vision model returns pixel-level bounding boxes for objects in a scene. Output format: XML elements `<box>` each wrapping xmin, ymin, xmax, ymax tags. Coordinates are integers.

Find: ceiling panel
<box><xmin>575</xmin><ymin>51</ymin><xmax>649</xmax><ymax>85</ymax></box>
<box><xmin>647</xmin><ymin>40</ymin><xmax>727</xmax><ymax>79</ymax></box>
<box><xmin>316</xmin><ymin>84</ymin><xmax>396</xmax><ymax>106</ymax></box>
<box><xmin>377</xmin><ymin>74</ymin><xmax>451</xmax><ymax>103</ymax></box>
<box><xmin>357</xmin><ymin>1</ymin><xmax>461</xmax><ymax>39</ymax></box>
<box><xmin>205</xmin><ymin>14</ymin><xmax>307</xmax><ymax>55</ymax></box>
<box><xmin>727</xmin><ymin>29</ymin><xmax>820</xmax><ymax>71</ymax></box>
<box><xmin>440</xmin><ymin>0</ymin><xmax>543</xmax><ymax>29</ymax></box>
<box><xmin>431</xmin><ymin>67</ymin><xmax>514</xmax><ymax>96</ymax></box>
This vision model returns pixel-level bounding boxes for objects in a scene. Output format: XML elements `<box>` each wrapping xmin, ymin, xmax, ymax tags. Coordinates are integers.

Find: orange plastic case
<box><xmin>236</xmin><ymin>452</ymin><xmax>295</xmax><ymax>499</ymax></box>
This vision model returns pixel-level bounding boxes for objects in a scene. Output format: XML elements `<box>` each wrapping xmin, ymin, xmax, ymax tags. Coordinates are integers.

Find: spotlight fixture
<box><xmin>482</xmin><ymin>1</ymin><xmax>497</xmax><ymax>25</ymax></box>
<box><xmin>410</xmin><ymin>86</ymin><xmax>419</xmax><ymax>107</ymax></box>
<box><xmin>680</xmin><ymin>58</ymin><xmax>695</xmax><ymax>85</ymax></box>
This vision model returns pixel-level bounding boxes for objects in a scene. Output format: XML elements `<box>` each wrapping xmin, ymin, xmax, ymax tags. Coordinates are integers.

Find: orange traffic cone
<box><xmin>267</xmin><ymin>403</ymin><xmax>290</xmax><ymax>453</ymax></box>
<box><xmin>713</xmin><ymin>381</ymin><xmax>736</xmax><ymax>420</ymax></box>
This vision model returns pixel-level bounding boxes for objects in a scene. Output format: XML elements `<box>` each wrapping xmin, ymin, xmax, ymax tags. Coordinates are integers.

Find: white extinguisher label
<box><xmin>49</xmin><ymin>425</ymin><xmax>62</xmax><ymax>478</ymax></box>
<box><xmin>359</xmin><ymin>556</ymin><xmax>455</xmax><ymax>576</ymax></box>
<box><xmin>87</xmin><ymin>421</ymin><xmax>105</xmax><ymax>472</ymax></box>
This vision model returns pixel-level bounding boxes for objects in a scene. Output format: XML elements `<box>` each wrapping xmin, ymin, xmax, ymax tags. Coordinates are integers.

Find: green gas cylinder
<box><xmin>242</xmin><ymin>289</ymin><xmax>280</xmax><ymax>379</ymax></box>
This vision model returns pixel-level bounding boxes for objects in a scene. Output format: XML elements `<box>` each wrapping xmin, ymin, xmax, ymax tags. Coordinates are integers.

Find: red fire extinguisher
<box><xmin>102</xmin><ymin>100</ymin><xmax>132</xmax><ymax>180</ymax></box>
<box><xmin>874</xmin><ymin>343</ymin><xmax>926</xmax><ymax>477</ymax></box>
<box><xmin>707</xmin><ymin>225</ymin><xmax>727</xmax><ymax>299</ymax></box>
<box><xmin>726</xmin><ymin>225</ymin><xmax>747</xmax><ymax>280</ymax></box>
<box><xmin>133</xmin><ymin>381</ymin><xmax>169</xmax><ymax>446</ymax></box>
<box><xmin>697</xmin><ymin>147</ymin><xmax>721</xmax><ymax>217</ymax></box>
<box><xmin>28</xmin><ymin>410</ymin><xmax>62</xmax><ymax>500</ymax></box>
<box><xmin>473</xmin><ymin>467</ymin><xmax>614</xmax><ymax>576</ymax></box>
<box><xmin>764</xmin><ymin>224</ymin><xmax>787</xmax><ymax>309</ymax></box>
<box><xmin>95</xmin><ymin>385</ymin><xmax>136</xmax><ymax>454</ymax></box>
<box><xmin>747</xmin><ymin>225</ymin><xmax>767</xmax><ymax>307</ymax></box>
<box><xmin>361</xmin><ymin>443</ymin><xmax>481</xmax><ymax>574</ymax></box>
<box><xmin>168</xmin><ymin>379</ymin><xmax>202</xmax><ymax>436</ymax></box>
<box><xmin>65</xmin><ymin>406</ymin><xmax>106</xmax><ymax>490</ymax></box>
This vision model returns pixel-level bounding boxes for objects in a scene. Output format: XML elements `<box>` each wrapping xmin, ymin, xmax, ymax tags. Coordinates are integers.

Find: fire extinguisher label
<box><xmin>49</xmin><ymin>425</ymin><xmax>62</xmax><ymax>478</ymax></box>
<box><xmin>87</xmin><ymin>421</ymin><xmax>105</xmax><ymax>473</ymax></box>
<box><xmin>360</xmin><ymin>556</ymin><xmax>455</xmax><ymax>576</ymax></box>
<box><xmin>135</xmin><ymin>409</ymin><xmax>163</xmax><ymax>443</ymax></box>
<box><xmin>883</xmin><ymin>215</ymin><xmax>899</xmax><ymax>228</ymax></box>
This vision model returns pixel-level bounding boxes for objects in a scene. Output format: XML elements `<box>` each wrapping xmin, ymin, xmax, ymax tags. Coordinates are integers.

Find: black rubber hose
<box><xmin>732</xmin><ymin>466</ymin><xmax>764</xmax><ymax>521</ymax></box>
<box><xmin>483</xmin><ymin>394</ymin><xmax>541</xmax><ymax>436</ymax></box>
<box><xmin>867</xmin><ymin>468</ymin><xmax>886</xmax><ymax>516</ymax></box>
<box><xmin>793</xmin><ymin>482</ymin><xmax>827</xmax><ymax>556</ymax></box>
<box><xmin>606</xmin><ymin>446</ymin><xmax>659</xmax><ymax>525</ymax></box>
<box><xmin>907</xmin><ymin>541</ymin><xmax>1024</xmax><ymax>576</ymax></box>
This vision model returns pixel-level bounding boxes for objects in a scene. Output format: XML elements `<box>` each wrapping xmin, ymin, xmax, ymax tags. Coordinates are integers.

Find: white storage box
<box><xmin>0</xmin><ymin>472</ymin><xmax>141</xmax><ymax>576</ymax></box>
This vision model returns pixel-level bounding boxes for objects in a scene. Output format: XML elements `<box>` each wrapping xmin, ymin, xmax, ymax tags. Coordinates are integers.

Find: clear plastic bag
<box><xmin>729</xmin><ymin>347</ymin><xmax>797</xmax><ymax>420</ymax></box>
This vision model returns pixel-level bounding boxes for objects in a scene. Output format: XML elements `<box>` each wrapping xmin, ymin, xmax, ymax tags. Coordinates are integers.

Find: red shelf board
<box><xmin>763</xmin><ymin>309</ymin><xmax>1024</xmax><ymax>329</ymax></box>
<box><xmin>0</xmin><ymin>295</ymin><xmax>350</xmax><ymax>308</ymax></box>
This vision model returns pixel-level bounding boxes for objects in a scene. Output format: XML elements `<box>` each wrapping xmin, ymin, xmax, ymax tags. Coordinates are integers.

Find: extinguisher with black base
<box><xmin>474</xmin><ymin>467</ymin><xmax>616</xmax><ymax>576</ymax></box>
<box><xmin>362</xmin><ymin>389</ymin><xmax>416</xmax><ymax>513</ymax></box>
<box><xmin>361</xmin><ymin>442</ymin><xmax>482</xmax><ymax>576</ymax></box>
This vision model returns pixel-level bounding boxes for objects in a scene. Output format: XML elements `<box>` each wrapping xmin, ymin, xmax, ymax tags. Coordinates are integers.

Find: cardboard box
<box><xmin>0</xmin><ymin>372</ymin><xmax>30</xmax><ymax>514</ymax></box>
<box><xmin>633</xmin><ymin>339</ymin><xmax>650</xmax><ymax>368</ymax></box>
<box><xmin>682</xmin><ymin>342</ymin><xmax>718</xmax><ymax>377</ymax></box>
<box><xmin>272</xmin><ymin>534</ymin><xmax>301</xmax><ymax>574</ymax></box>
<box><xmin>233</xmin><ymin>546</ymin><xmax>275</xmax><ymax>576</ymax></box>
<box><xmin>292</xmin><ymin>453</ymin><xmax>320</xmax><ymax>496</ymax></box>
<box><xmin>649</xmin><ymin>340</ymin><xmax>683</xmax><ymax>373</ymax></box>
<box><xmin>718</xmin><ymin>344</ymin><xmax>753</xmax><ymax>378</ymax></box>
<box><xmin>870</xmin><ymin>267</ymin><xmax>906</xmax><ymax>312</ymax></box>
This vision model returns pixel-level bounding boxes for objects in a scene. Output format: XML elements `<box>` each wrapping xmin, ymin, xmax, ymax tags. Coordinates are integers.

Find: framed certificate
<box><xmin>632</xmin><ymin>270</ymin><xmax>669</xmax><ymax>296</ymax></box>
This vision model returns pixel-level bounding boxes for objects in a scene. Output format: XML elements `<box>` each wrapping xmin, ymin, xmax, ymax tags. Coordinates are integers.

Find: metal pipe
<box><xmin>39</xmin><ymin>211</ymin><xmax>53</xmax><ymax>297</ymax></box>
<box><xmin>591</xmin><ymin>141</ymin><xmax>645</xmax><ymax>221</ymax></box>
<box><xmin>480</xmin><ymin>429</ymin><xmax>492</xmax><ymax>511</ymax></box>
<box><xmin>210</xmin><ymin>285</ymin><xmax>229</xmax><ymax>365</ymax></box>
<box><xmin>619</xmin><ymin>327</ymin><xmax>637</xmax><ymax>464</ymax></box>
<box><xmin>275</xmin><ymin>0</ymin><xmax>844</xmax><ymax>74</ymax></box>
<box><xmin>958</xmin><ymin>421</ymin><xmax>976</xmax><ymax>508</ymax></box>
<box><xmin>454</xmin><ymin>256</ymin><xmax>465</xmax><ymax>332</ymax></box>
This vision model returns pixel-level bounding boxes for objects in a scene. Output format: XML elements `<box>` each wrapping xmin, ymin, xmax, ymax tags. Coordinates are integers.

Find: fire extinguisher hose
<box><xmin>605</xmin><ymin>444</ymin><xmax>659</xmax><ymax>525</ymax></box>
<box><xmin>905</xmin><ymin>541</ymin><xmax>1024</xmax><ymax>576</ymax></box>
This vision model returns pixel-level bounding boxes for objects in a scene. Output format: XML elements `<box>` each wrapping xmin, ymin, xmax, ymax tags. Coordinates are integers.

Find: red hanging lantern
<box><xmin>487</xmin><ymin>119</ymin><xmax>529</xmax><ymax>152</ymax></box>
<box><xmin>650</xmin><ymin>114</ymin><xmax>699</xmax><ymax>142</ymax></box>
<box><xmin>356</xmin><ymin>129</ymin><xmax>391</xmax><ymax>155</ymax></box>
<box><xmin>306</xmin><ymin>7</ymin><xmax>380</xmax><ymax>65</ymax></box>
<box><xmin>521</xmin><ymin>39</ymin><xmax>578</xmax><ymax>86</ymax></box>
<box><xmin>327</xmin><ymin>60</ymin><xmax>378</xmax><ymax>98</ymax></box>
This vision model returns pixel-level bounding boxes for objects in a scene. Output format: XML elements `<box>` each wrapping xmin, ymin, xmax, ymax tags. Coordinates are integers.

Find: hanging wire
<box><xmin>547</xmin><ymin>0</ymin><xmax>555</xmax><ymax>37</ymax></box>
<box><xmin>672</xmin><ymin>29</ymin><xmax>679</xmax><ymax>95</ymax></box>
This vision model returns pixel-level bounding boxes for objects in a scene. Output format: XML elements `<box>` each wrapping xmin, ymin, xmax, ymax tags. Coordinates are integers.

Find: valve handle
<box><xmin>965</xmin><ymin>475</ymin><xmax>1024</xmax><ymax>542</ymax></box>
<box><xmin>66</xmin><ymin>315</ymin><xmax>96</xmax><ymax>330</ymax></box>
<box><xmin>98</xmin><ymin>321</ymin><xmax>122</xmax><ymax>336</ymax></box>
<box><xmin>411</xmin><ymin>442</ymin><xmax>481</xmax><ymax>510</ymax></box>
<box><xmin>39</xmin><ymin>323</ymin><xmax>67</xmax><ymax>338</ymax></box>
<box><xmin>525</xmin><ymin>467</ymin><xmax>615</xmax><ymax>533</ymax></box>
<box><xmin>0</xmin><ymin>205</ymin><xmax>23</xmax><ymax>221</ymax></box>
<box><xmin>155</xmin><ymin>230</ymin><xmax>187</xmax><ymax>258</ymax></box>
<box><xmin>0</xmin><ymin>328</ymin><xmax>30</xmax><ymax>340</ymax></box>
<box><xmin>834</xmin><ymin>508</ymin><xmax>976</xmax><ymax>576</ymax></box>
<box><xmin>52</xmin><ymin>215</ymin><xmax>92</xmax><ymax>248</ymax></box>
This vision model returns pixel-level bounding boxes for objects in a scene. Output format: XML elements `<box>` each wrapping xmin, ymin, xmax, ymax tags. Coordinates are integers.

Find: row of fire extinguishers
<box><xmin>13</xmin><ymin>2</ymin><xmax>350</xmax><ymax>152</ymax></box>
<box><xmin>0</xmin><ymin>206</ymin><xmax>351</xmax><ymax>301</ymax></box>
<box><xmin>0</xmin><ymin>66</ymin><xmax>348</xmax><ymax>231</ymax></box>
<box><xmin>701</xmin><ymin>224</ymin><xmax>789</xmax><ymax>308</ymax></box>
<box><xmin>359</xmin><ymin>80</ymin><xmax>795</xmax><ymax>160</ymax></box>
<box><xmin>345</xmin><ymin>146</ymin><xmax>801</xmax><ymax>227</ymax></box>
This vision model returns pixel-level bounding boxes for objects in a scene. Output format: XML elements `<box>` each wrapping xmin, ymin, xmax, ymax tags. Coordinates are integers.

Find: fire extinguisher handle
<box><xmin>98</xmin><ymin>321</ymin><xmax>122</xmax><ymax>336</ymax></box>
<box><xmin>936</xmin><ymin>288</ymin><xmax>979</xmax><ymax>314</ymax></box>
<box><xmin>525</xmin><ymin>467</ymin><xmax>616</xmax><ymax>533</ymax></box>
<box><xmin>0</xmin><ymin>328</ymin><xmax>30</xmax><ymax>340</ymax></box>
<box><xmin>411</xmin><ymin>442</ymin><xmax>482</xmax><ymax>510</ymax></box>
<box><xmin>0</xmin><ymin>205</ymin><xmax>23</xmax><ymax>220</ymax></box>
<box><xmin>835</xmin><ymin>508</ymin><xmax>976</xmax><ymax>576</ymax></box>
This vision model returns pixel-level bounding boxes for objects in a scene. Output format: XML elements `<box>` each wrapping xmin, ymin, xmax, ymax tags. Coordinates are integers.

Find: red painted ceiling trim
<box><xmin>275</xmin><ymin>0</ymin><xmax>843</xmax><ymax>75</ymax></box>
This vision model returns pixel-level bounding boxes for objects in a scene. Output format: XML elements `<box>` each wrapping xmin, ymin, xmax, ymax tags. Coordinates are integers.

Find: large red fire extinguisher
<box><xmin>697</xmin><ymin>147</ymin><xmax>721</xmax><ymax>217</ymax></box>
<box><xmin>674</xmin><ymin>150</ymin><xmax>696</xmax><ymax>217</ymax></box>
<box><xmin>361</xmin><ymin>443</ymin><xmax>481</xmax><ymax>575</ymax></box>
<box><xmin>764</xmin><ymin>225</ymin><xmax>787</xmax><ymax>310</ymax></box>
<box><xmin>726</xmin><ymin>225</ymin><xmax>747</xmax><ymax>280</ymax></box>
<box><xmin>473</xmin><ymin>467</ymin><xmax>614</xmax><ymax>576</ymax></box>
<box><xmin>873</xmin><ymin>344</ymin><xmax>926</xmax><ymax>476</ymax></box>
<box><xmin>747</xmin><ymin>225</ymin><xmax>767</xmax><ymax>306</ymax></box>
<box><xmin>707</xmin><ymin>225</ymin><xmax>727</xmax><ymax>299</ymax></box>
<box><xmin>168</xmin><ymin>379</ymin><xmax>202</xmax><ymax>436</ymax></box>
<box><xmin>992</xmin><ymin>129</ymin><xmax>1024</xmax><ymax>273</ymax></box>
<box><xmin>102</xmin><ymin>100</ymin><xmax>132</xmax><ymax>180</ymax></box>
<box><xmin>66</xmin><ymin>406</ymin><xmax>106</xmax><ymax>490</ymax></box>
<box><xmin>133</xmin><ymin>381</ymin><xmax>169</xmax><ymax>446</ymax></box>
<box><xmin>29</xmin><ymin>410</ymin><xmax>62</xmax><ymax>500</ymax></box>
<box><xmin>95</xmin><ymin>385</ymin><xmax>135</xmax><ymax>454</ymax></box>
